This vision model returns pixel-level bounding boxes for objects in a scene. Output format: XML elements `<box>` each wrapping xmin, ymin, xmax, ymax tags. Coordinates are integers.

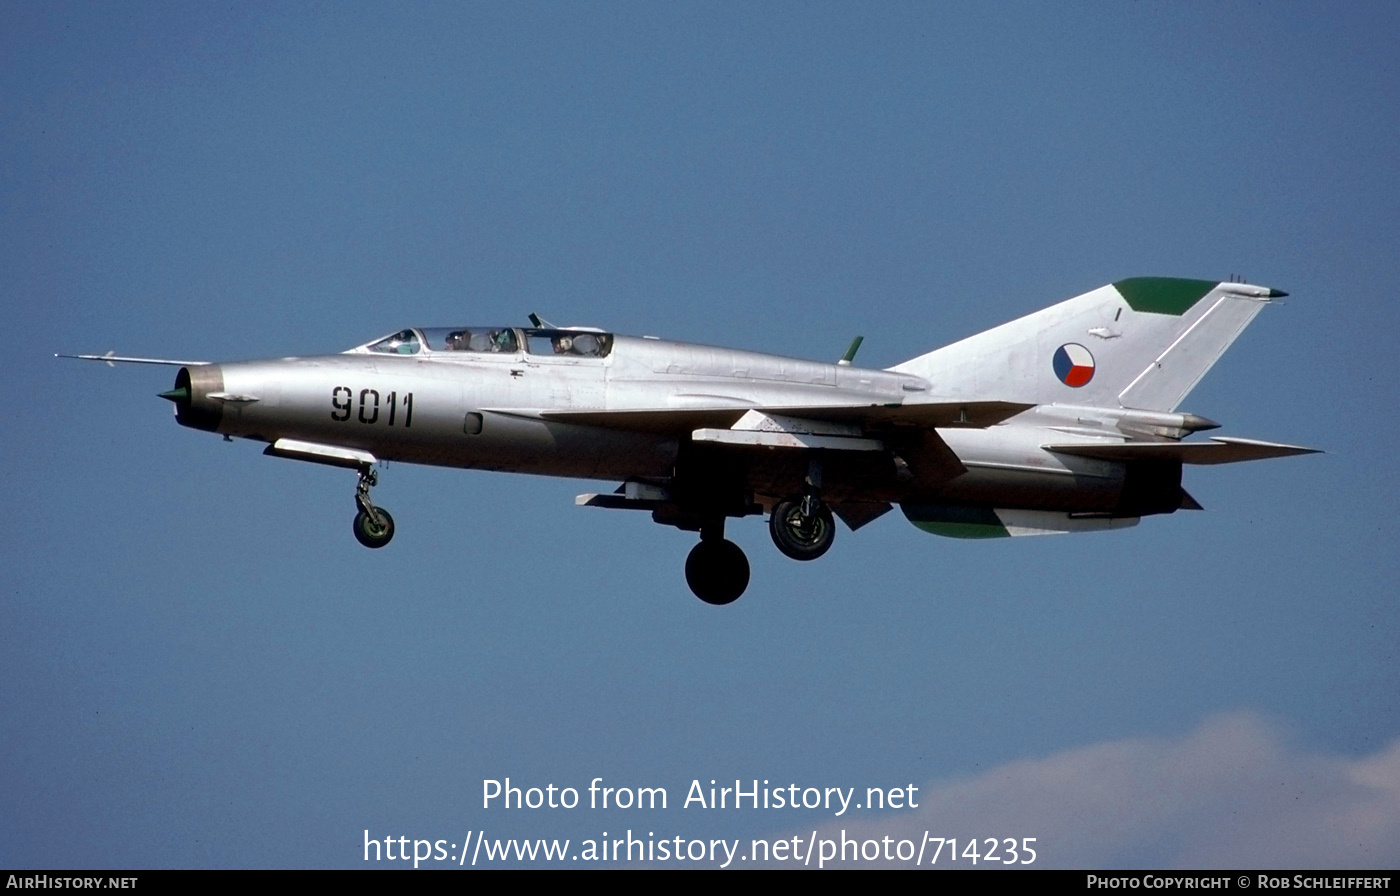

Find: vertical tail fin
<box><xmin>888</xmin><ymin>278</ymin><xmax>1286</xmax><ymax>412</ymax></box>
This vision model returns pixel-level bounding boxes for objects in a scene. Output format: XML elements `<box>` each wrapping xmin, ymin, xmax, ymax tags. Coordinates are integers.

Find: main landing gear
<box><xmin>682</xmin><ymin>492</ymin><xmax>838</xmax><ymax>605</ymax></box>
<box><xmin>352</xmin><ymin>466</ymin><xmax>395</xmax><ymax>549</ymax></box>
<box><xmin>679</xmin><ymin>454</ymin><xmax>840</xmax><ymax>604</ymax></box>
<box><xmin>685</xmin><ymin>521</ymin><xmax>750</xmax><ymax>606</ymax></box>
<box><xmin>768</xmin><ymin>492</ymin><xmax>835</xmax><ymax>562</ymax></box>
<box><xmin>768</xmin><ymin>455</ymin><xmax>836</xmax><ymax>561</ymax></box>
<box><xmin>772</xmin><ymin>453</ymin><xmax>834</xmax><ymax>560</ymax></box>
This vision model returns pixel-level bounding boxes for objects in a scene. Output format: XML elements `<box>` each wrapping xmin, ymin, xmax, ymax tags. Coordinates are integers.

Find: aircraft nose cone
<box><xmin>167</xmin><ymin>365</ymin><xmax>224</xmax><ymax>432</ymax></box>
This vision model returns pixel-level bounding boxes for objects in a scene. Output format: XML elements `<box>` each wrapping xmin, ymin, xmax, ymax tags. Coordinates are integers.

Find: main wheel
<box><xmin>769</xmin><ymin>498</ymin><xmax>835</xmax><ymax>561</ymax></box>
<box><xmin>685</xmin><ymin>539</ymin><xmax>750</xmax><ymax>605</ymax></box>
<box><xmin>353</xmin><ymin>507</ymin><xmax>395</xmax><ymax>549</ymax></box>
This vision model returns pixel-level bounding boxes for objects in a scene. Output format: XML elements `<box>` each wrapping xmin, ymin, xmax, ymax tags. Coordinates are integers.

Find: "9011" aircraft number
<box><xmin>331</xmin><ymin>387</ymin><xmax>413</xmax><ymax>427</ymax></box>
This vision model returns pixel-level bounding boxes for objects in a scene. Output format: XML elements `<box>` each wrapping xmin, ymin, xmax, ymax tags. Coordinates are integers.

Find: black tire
<box><xmin>685</xmin><ymin>539</ymin><xmax>750</xmax><ymax>605</ymax></box>
<box><xmin>769</xmin><ymin>498</ymin><xmax>835</xmax><ymax>561</ymax></box>
<box><xmin>353</xmin><ymin>507</ymin><xmax>395</xmax><ymax>549</ymax></box>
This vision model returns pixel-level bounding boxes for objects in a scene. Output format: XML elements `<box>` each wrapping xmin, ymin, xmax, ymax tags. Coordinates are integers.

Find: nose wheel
<box><xmin>353</xmin><ymin>507</ymin><xmax>395</xmax><ymax>548</ymax></box>
<box><xmin>352</xmin><ymin>466</ymin><xmax>395</xmax><ymax>549</ymax></box>
<box><xmin>685</xmin><ymin>522</ymin><xmax>749</xmax><ymax>605</ymax></box>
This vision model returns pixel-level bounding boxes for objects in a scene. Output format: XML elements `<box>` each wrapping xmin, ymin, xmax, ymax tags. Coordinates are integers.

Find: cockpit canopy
<box><xmin>365</xmin><ymin>329</ymin><xmax>421</xmax><ymax>354</ymax></box>
<box><xmin>420</xmin><ymin>327</ymin><xmax>520</xmax><ymax>353</ymax></box>
<box><xmin>360</xmin><ymin>327</ymin><xmax>613</xmax><ymax>358</ymax></box>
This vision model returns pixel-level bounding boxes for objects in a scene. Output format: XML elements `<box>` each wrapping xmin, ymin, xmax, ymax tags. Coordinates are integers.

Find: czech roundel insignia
<box><xmin>1053</xmin><ymin>343</ymin><xmax>1095</xmax><ymax>387</ymax></box>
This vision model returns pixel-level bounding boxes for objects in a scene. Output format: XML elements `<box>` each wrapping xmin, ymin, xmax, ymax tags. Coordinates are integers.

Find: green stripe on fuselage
<box><xmin>901</xmin><ymin>504</ymin><xmax>1010</xmax><ymax>539</ymax></box>
<box><xmin>1113</xmin><ymin>277</ymin><xmax>1218</xmax><ymax>316</ymax></box>
<box><xmin>910</xmin><ymin>520</ymin><xmax>1010</xmax><ymax>539</ymax></box>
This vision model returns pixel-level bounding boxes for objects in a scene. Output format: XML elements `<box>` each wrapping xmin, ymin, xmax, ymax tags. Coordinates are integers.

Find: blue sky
<box><xmin>4</xmin><ymin>2</ymin><xmax>1398</xmax><ymax>868</ymax></box>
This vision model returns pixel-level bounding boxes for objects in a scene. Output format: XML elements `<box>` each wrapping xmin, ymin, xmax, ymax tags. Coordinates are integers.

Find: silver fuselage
<box><xmin>173</xmin><ymin>333</ymin><xmax>1139</xmax><ymax>515</ymax></box>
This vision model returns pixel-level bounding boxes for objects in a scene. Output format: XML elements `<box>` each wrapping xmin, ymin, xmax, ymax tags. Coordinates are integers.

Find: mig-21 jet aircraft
<box><xmin>62</xmin><ymin>277</ymin><xmax>1317</xmax><ymax>605</ymax></box>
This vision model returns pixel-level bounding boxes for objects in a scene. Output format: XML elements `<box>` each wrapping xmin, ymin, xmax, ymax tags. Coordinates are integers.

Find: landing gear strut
<box><xmin>769</xmin><ymin>453</ymin><xmax>836</xmax><ymax>561</ymax></box>
<box><xmin>685</xmin><ymin>520</ymin><xmax>749</xmax><ymax>605</ymax></box>
<box><xmin>352</xmin><ymin>466</ymin><xmax>395</xmax><ymax>549</ymax></box>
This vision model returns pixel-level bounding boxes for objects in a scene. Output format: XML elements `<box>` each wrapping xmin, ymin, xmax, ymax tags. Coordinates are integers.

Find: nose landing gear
<box><xmin>352</xmin><ymin>466</ymin><xmax>395</xmax><ymax>549</ymax></box>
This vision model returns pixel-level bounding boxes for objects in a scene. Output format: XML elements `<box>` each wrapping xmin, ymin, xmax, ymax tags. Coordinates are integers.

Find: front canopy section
<box><xmin>362</xmin><ymin>329</ymin><xmax>421</xmax><ymax>355</ymax></box>
<box><xmin>354</xmin><ymin>326</ymin><xmax>513</xmax><ymax>355</ymax></box>
<box><xmin>420</xmin><ymin>327</ymin><xmax>520</xmax><ymax>353</ymax></box>
<box><xmin>351</xmin><ymin>327</ymin><xmax>614</xmax><ymax>359</ymax></box>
